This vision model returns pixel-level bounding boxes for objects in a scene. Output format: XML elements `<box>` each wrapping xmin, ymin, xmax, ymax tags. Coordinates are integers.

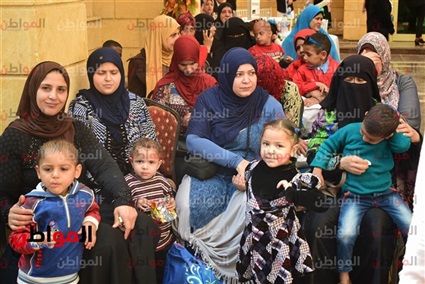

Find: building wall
<box><xmin>0</xmin><ymin>0</ymin><xmax>366</xmax><ymax>133</ymax></box>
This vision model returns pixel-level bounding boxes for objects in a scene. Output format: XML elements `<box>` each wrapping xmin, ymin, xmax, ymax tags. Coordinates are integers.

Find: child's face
<box><xmin>130</xmin><ymin>147</ymin><xmax>162</xmax><ymax>180</ymax></box>
<box><xmin>253</xmin><ymin>24</ymin><xmax>272</xmax><ymax>46</ymax></box>
<box><xmin>302</xmin><ymin>45</ymin><xmax>327</xmax><ymax>67</ymax></box>
<box><xmin>36</xmin><ymin>152</ymin><xmax>82</xmax><ymax>196</ymax></box>
<box><xmin>202</xmin><ymin>0</ymin><xmax>214</xmax><ymax>15</ymax></box>
<box><xmin>261</xmin><ymin>128</ymin><xmax>296</xmax><ymax>168</ymax></box>
<box><xmin>360</xmin><ymin>124</ymin><xmax>389</xmax><ymax>144</ymax></box>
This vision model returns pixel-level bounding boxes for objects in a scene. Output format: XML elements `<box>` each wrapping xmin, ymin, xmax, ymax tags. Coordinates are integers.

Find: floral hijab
<box><xmin>357</xmin><ymin>32</ymin><xmax>400</xmax><ymax>108</ymax></box>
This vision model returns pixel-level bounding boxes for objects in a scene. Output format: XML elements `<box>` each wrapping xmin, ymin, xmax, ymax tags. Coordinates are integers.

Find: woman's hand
<box><xmin>8</xmin><ymin>195</ymin><xmax>33</xmax><ymax>230</ymax></box>
<box><xmin>233</xmin><ymin>159</ymin><xmax>249</xmax><ymax>191</ymax></box>
<box><xmin>182</xmin><ymin>112</ymin><xmax>191</xmax><ymax>127</ymax></box>
<box><xmin>340</xmin><ymin>155</ymin><xmax>370</xmax><ymax>175</ymax></box>
<box><xmin>296</xmin><ymin>139</ymin><xmax>308</xmax><ymax>156</ymax></box>
<box><xmin>203</xmin><ymin>30</ymin><xmax>214</xmax><ymax>53</ymax></box>
<box><xmin>232</xmin><ymin>174</ymin><xmax>246</xmax><ymax>191</ymax></box>
<box><xmin>304</xmin><ymin>97</ymin><xmax>320</xmax><ymax>107</ymax></box>
<box><xmin>113</xmin><ymin>205</ymin><xmax>137</xmax><ymax>240</ymax></box>
<box><xmin>397</xmin><ymin>118</ymin><xmax>420</xmax><ymax>143</ymax></box>
<box><xmin>277</xmin><ymin>180</ymin><xmax>291</xmax><ymax>190</ymax></box>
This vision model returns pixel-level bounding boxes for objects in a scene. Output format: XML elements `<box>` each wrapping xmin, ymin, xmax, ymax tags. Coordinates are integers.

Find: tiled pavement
<box><xmin>338</xmin><ymin>39</ymin><xmax>425</xmax><ymax>134</ymax></box>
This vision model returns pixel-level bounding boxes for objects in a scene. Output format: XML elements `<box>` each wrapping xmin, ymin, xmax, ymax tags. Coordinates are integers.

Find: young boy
<box><xmin>248</xmin><ymin>19</ymin><xmax>285</xmax><ymax>63</ymax></box>
<box><xmin>311</xmin><ymin>104</ymin><xmax>413</xmax><ymax>284</ymax></box>
<box><xmin>292</xmin><ymin>32</ymin><xmax>340</xmax><ymax>107</ymax></box>
<box><xmin>9</xmin><ymin>139</ymin><xmax>100</xmax><ymax>284</ymax></box>
<box><xmin>125</xmin><ymin>138</ymin><xmax>176</xmax><ymax>284</ymax></box>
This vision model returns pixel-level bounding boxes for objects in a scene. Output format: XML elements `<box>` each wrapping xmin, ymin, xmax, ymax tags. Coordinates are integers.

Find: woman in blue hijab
<box><xmin>282</xmin><ymin>5</ymin><xmax>340</xmax><ymax>62</ymax></box>
<box><xmin>173</xmin><ymin>48</ymin><xmax>285</xmax><ymax>281</ymax></box>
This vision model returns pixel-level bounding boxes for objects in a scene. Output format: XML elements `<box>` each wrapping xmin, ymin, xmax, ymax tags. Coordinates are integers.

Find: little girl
<box><xmin>236</xmin><ymin>119</ymin><xmax>327</xmax><ymax>283</ymax></box>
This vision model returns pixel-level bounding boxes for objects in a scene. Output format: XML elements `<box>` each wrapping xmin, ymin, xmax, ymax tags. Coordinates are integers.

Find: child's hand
<box><xmin>277</xmin><ymin>180</ymin><xmax>291</xmax><ymax>190</ymax></box>
<box><xmin>312</xmin><ymin>167</ymin><xmax>325</xmax><ymax>189</ymax></box>
<box><xmin>165</xmin><ymin>196</ymin><xmax>176</xmax><ymax>211</ymax></box>
<box><xmin>80</xmin><ymin>222</ymin><xmax>97</xmax><ymax>250</ymax></box>
<box><xmin>284</xmin><ymin>56</ymin><xmax>294</xmax><ymax>63</ymax></box>
<box><xmin>137</xmin><ymin>197</ymin><xmax>151</xmax><ymax>211</ymax></box>
<box><xmin>316</xmin><ymin>82</ymin><xmax>329</xmax><ymax>95</ymax></box>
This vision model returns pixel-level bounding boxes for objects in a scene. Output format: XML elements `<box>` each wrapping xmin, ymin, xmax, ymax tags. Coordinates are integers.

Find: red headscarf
<box><xmin>8</xmin><ymin>61</ymin><xmax>75</xmax><ymax>142</ymax></box>
<box><xmin>255</xmin><ymin>54</ymin><xmax>285</xmax><ymax>101</ymax></box>
<box><xmin>153</xmin><ymin>35</ymin><xmax>217</xmax><ymax>107</ymax></box>
<box><xmin>293</xmin><ymin>28</ymin><xmax>316</xmax><ymax>48</ymax></box>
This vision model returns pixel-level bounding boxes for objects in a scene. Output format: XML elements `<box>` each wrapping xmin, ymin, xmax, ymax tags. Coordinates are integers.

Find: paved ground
<box><xmin>338</xmin><ymin>39</ymin><xmax>425</xmax><ymax>134</ymax></box>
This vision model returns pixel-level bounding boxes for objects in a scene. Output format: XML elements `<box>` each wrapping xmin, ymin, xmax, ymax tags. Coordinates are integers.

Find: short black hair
<box><xmin>102</xmin><ymin>40</ymin><xmax>122</xmax><ymax>49</ymax></box>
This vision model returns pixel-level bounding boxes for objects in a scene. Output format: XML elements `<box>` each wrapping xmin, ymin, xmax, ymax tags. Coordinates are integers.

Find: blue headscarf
<box><xmin>79</xmin><ymin>47</ymin><xmax>130</xmax><ymax>142</ymax></box>
<box><xmin>188</xmin><ymin>47</ymin><xmax>269</xmax><ymax>146</ymax></box>
<box><xmin>282</xmin><ymin>5</ymin><xmax>340</xmax><ymax>62</ymax></box>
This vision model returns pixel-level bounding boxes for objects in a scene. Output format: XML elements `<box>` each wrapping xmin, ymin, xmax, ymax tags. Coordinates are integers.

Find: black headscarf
<box><xmin>79</xmin><ymin>47</ymin><xmax>130</xmax><ymax>142</ymax></box>
<box><xmin>194</xmin><ymin>13</ymin><xmax>215</xmax><ymax>45</ymax></box>
<box><xmin>222</xmin><ymin>17</ymin><xmax>255</xmax><ymax>51</ymax></box>
<box><xmin>320</xmin><ymin>55</ymin><xmax>381</xmax><ymax>128</ymax></box>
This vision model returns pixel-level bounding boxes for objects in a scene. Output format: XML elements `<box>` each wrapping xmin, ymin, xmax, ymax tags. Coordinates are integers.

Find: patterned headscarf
<box><xmin>176</xmin><ymin>12</ymin><xmax>195</xmax><ymax>30</ymax></box>
<box><xmin>357</xmin><ymin>32</ymin><xmax>400</xmax><ymax>108</ymax></box>
<box><xmin>8</xmin><ymin>61</ymin><xmax>75</xmax><ymax>142</ymax></box>
<box><xmin>255</xmin><ymin>54</ymin><xmax>285</xmax><ymax>101</ymax></box>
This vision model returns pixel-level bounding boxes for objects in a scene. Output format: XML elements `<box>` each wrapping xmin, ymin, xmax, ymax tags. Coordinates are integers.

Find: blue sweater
<box><xmin>10</xmin><ymin>181</ymin><xmax>100</xmax><ymax>284</ymax></box>
<box><xmin>311</xmin><ymin>123</ymin><xmax>411</xmax><ymax>195</ymax></box>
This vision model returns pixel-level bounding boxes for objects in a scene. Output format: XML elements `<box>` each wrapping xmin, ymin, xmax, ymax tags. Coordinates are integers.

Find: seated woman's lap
<box><xmin>301</xmin><ymin>197</ymin><xmax>396</xmax><ymax>284</ymax></box>
<box><xmin>80</xmin><ymin>204</ymin><xmax>160</xmax><ymax>284</ymax></box>
<box><xmin>173</xmin><ymin>175</ymin><xmax>247</xmax><ymax>279</ymax></box>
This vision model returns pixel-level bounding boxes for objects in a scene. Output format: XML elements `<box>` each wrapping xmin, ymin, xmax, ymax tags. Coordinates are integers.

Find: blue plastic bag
<box><xmin>163</xmin><ymin>242</ymin><xmax>222</xmax><ymax>284</ymax></box>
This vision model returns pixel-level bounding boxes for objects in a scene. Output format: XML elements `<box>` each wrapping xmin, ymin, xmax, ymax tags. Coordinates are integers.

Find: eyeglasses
<box><xmin>305</xmin><ymin>35</ymin><xmax>325</xmax><ymax>51</ymax></box>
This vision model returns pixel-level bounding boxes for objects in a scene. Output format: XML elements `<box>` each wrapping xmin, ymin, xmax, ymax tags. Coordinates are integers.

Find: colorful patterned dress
<box><xmin>237</xmin><ymin>160</ymin><xmax>317</xmax><ymax>283</ymax></box>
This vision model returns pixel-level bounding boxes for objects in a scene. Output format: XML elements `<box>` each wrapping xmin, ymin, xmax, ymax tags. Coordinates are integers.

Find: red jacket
<box><xmin>292</xmin><ymin>57</ymin><xmax>340</xmax><ymax>96</ymax></box>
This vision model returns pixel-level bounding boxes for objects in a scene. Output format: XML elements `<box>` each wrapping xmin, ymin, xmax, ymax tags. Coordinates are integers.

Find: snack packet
<box><xmin>150</xmin><ymin>196</ymin><xmax>177</xmax><ymax>224</ymax></box>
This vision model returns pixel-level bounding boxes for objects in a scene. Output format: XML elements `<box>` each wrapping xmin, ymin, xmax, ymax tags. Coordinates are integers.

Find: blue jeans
<box><xmin>337</xmin><ymin>189</ymin><xmax>412</xmax><ymax>272</ymax></box>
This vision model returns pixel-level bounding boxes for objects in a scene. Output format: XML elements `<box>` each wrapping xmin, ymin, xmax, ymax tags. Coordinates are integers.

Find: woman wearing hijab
<box><xmin>69</xmin><ymin>47</ymin><xmax>157</xmax><ymax>175</ymax></box>
<box><xmin>303</xmin><ymin>54</ymin><xmax>420</xmax><ymax>284</ymax></box>
<box><xmin>172</xmin><ymin>47</ymin><xmax>285</xmax><ymax>281</ymax></box>
<box><xmin>255</xmin><ymin>53</ymin><xmax>303</xmax><ymax>127</ymax></box>
<box><xmin>151</xmin><ymin>36</ymin><xmax>217</xmax><ymax>132</ymax></box>
<box><xmin>210</xmin><ymin>17</ymin><xmax>255</xmax><ymax>78</ymax></box>
<box><xmin>1</xmin><ymin>62</ymin><xmax>160</xmax><ymax>284</ymax></box>
<box><xmin>358</xmin><ymin>32</ymin><xmax>422</xmax><ymax>211</ymax></box>
<box><xmin>281</xmin><ymin>5</ymin><xmax>340</xmax><ymax>63</ymax></box>
<box><xmin>194</xmin><ymin>13</ymin><xmax>217</xmax><ymax>71</ymax></box>
<box><xmin>127</xmin><ymin>15</ymin><xmax>180</xmax><ymax>97</ymax></box>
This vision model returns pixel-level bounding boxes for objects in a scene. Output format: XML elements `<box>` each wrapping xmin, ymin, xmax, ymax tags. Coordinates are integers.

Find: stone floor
<box><xmin>338</xmin><ymin>39</ymin><xmax>425</xmax><ymax>134</ymax></box>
